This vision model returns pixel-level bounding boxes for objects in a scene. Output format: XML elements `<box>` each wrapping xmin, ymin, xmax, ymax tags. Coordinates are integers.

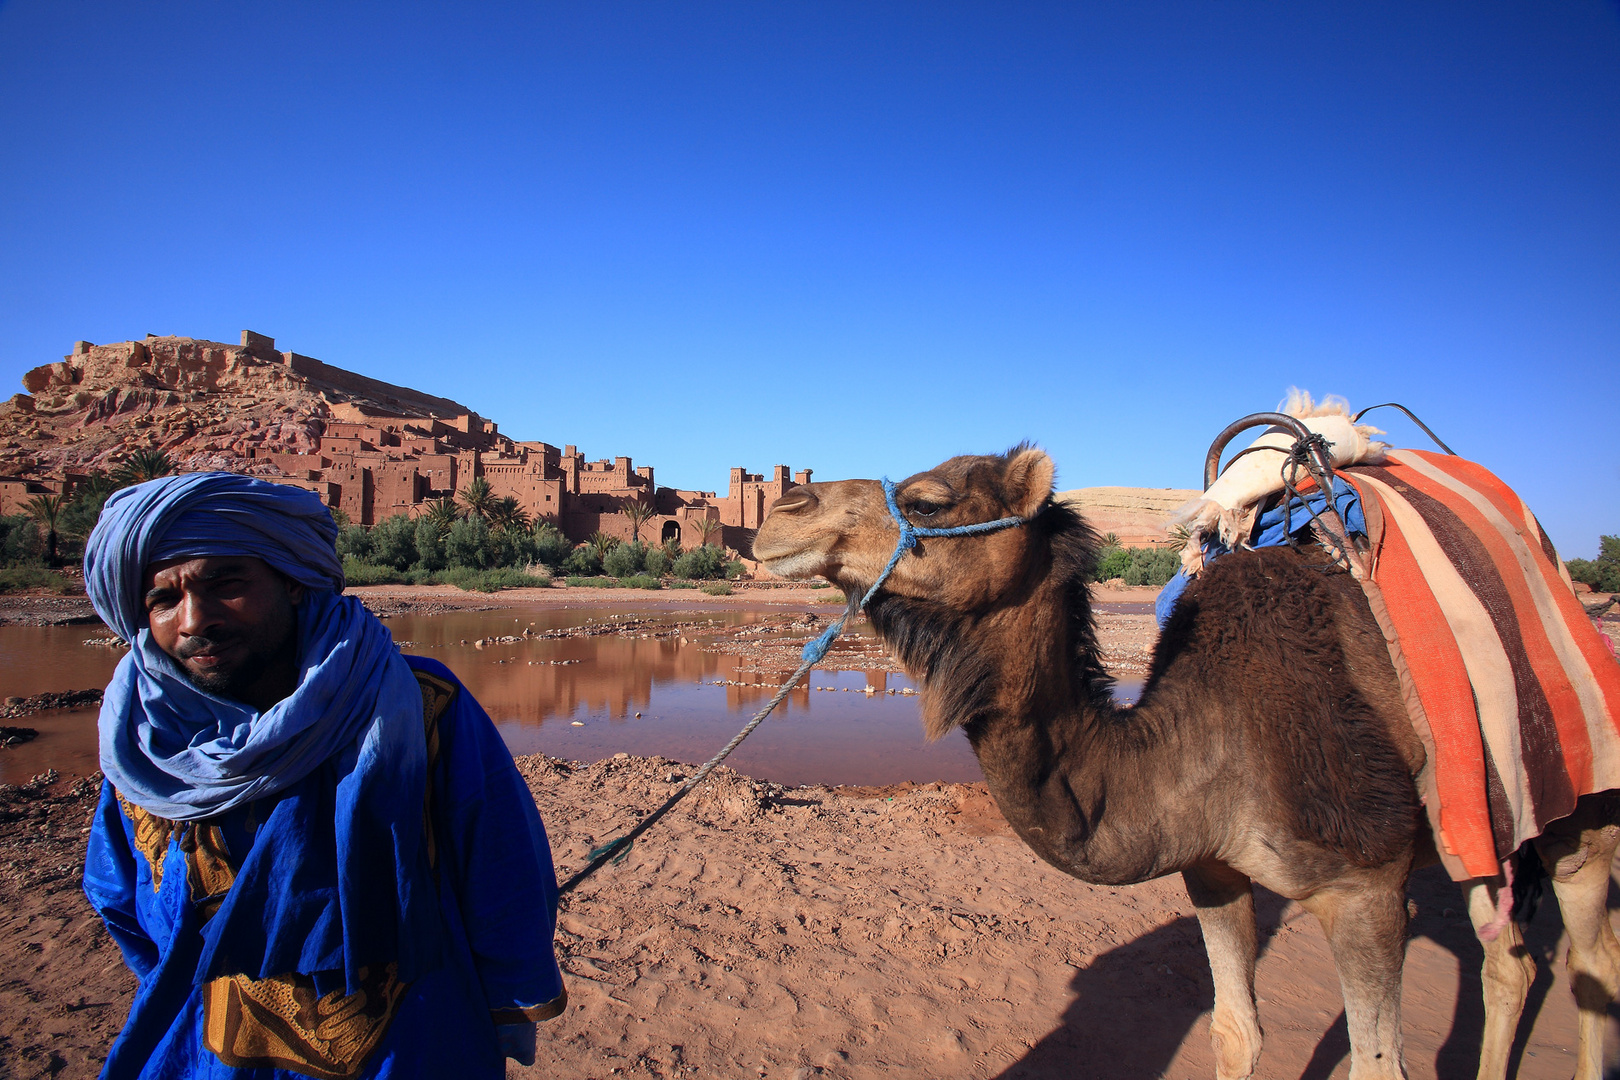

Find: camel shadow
<box><xmin>995</xmin><ymin>889</ymin><xmax>1293</xmax><ymax>1080</ymax></box>
<box><xmin>1402</xmin><ymin>862</ymin><xmax>1618</xmax><ymax>1080</ymax></box>
<box><xmin>996</xmin><ymin>868</ymin><xmax>1618</xmax><ymax>1080</ymax></box>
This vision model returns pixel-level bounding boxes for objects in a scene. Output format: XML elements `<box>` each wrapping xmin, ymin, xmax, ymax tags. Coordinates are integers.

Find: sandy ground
<box><xmin>1</xmin><ymin>585</ymin><xmax>1617</xmax><ymax>1079</ymax></box>
<box><xmin>0</xmin><ymin>756</ymin><xmax>1605</xmax><ymax>1080</ymax></box>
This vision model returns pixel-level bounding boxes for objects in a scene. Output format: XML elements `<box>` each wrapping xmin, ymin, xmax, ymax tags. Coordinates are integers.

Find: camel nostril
<box><xmin>769</xmin><ymin>486</ymin><xmax>817</xmax><ymax>515</ymax></box>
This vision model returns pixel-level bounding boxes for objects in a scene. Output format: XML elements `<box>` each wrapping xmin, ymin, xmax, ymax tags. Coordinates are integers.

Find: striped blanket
<box><xmin>1340</xmin><ymin>450</ymin><xmax>1620</xmax><ymax>881</ymax></box>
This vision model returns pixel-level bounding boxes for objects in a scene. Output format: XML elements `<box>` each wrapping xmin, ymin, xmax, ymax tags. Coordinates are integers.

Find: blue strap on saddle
<box><xmin>1155</xmin><ymin>478</ymin><xmax>1367</xmax><ymax>629</ymax></box>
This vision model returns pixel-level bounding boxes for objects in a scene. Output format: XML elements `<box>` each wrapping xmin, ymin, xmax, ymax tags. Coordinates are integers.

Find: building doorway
<box><xmin>661</xmin><ymin>520</ymin><xmax>681</xmax><ymax>544</ymax></box>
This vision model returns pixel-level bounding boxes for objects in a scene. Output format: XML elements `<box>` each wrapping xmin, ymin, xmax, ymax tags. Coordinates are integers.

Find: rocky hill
<box><xmin>1</xmin><ymin>331</ymin><xmax>473</xmax><ymax>479</ymax></box>
<box><xmin>1054</xmin><ymin>486</ymin><xmax>1199</xmax><ymax>546</ymax></box>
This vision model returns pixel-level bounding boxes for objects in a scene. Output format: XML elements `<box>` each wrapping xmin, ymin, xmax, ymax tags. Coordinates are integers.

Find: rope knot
<box><xmin>1289</xmin><ymin>431</ymin><xmax>1333</xmax><ymax>465</ymax></box>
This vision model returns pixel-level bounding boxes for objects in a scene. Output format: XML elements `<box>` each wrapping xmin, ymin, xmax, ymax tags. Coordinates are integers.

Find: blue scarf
<box><xmin>84</xmin><ymin>473</ymin><xmax>439</xmax><ymax>986</ymax></box>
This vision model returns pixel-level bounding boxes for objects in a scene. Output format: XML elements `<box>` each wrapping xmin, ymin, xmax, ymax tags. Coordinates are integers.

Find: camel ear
<box><xmin>1003</xmin><ymin>448</ymin><xmax>1054</xmax><ymax>519</ymax></box>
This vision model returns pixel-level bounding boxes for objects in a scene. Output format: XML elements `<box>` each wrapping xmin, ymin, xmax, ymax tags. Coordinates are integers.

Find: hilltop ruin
<box><xmin>0</xmin><ymin>331</ymin><xmax>807</xmax><ymax>548</ymax></box>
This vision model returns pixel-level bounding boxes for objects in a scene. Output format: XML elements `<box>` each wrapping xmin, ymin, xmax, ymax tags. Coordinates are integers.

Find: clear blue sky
<box><xmin>2</xmin><ymin>2</ymin><xmax>1616</xmax><ymax>556</ymax></box>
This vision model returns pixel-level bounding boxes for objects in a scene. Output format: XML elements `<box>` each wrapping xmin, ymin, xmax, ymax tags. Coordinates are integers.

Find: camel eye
<box><xmin>909</xmin><ymin>500</ymin><xmax>943</xmax><ymax>518</ymax></box>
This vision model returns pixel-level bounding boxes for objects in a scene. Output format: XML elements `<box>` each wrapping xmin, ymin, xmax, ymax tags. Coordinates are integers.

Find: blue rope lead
<box><xmin>561</xmin><ymin>476</ymin><xmax>1027</xmax><ymax>899</ymax></box>
<box><xmin>800</xmin><ymin>479</ymin><xmax>1023</xmax><ymax>665</ymax></box>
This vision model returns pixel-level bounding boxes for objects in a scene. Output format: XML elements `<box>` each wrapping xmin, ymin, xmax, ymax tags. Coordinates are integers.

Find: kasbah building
<box><xmin>0</xmin><ymin>330</ymin><xmax>810</xmax><ymax>553</ymax></box>
<box><xmin>258</xmin><ymin>415</ymin><xmax>810</xmax><ymax>552</ymax></box>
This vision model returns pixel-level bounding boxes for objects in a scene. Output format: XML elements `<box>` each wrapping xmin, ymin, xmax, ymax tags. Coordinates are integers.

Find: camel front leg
<box><xmin>1536</xmin><ymin>819</ymin><xmax>1620</xmax><ymax>1080</ymax></box>
<box><xmin>1184</xmin><ymin>864</ymin><xmax>1262</xmax><ymax>1080</ymax></box>
<box><xmin>1463</xmin><ymin>875</ymin><xmax>1533</xmax><ymax>1080</ymax></box>
<box><xmin>1301</xmin><ymin>881</ymin><xmax>1409</xmax><ymax>1080</ymax></box>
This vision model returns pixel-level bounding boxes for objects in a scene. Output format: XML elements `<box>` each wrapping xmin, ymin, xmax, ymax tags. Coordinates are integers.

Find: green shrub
<box><xmin>58</xmin><ymin>485</ymin><xmax>112</xmax><ymax>541</ymax></box>
<box><xmin>1567</xmin><ymin>536</ymin><xmax>1620</xmax><ymax>593</ymax></box>
<box><xmin>724</xmin><ymin>559</ymin><xmax>746</xmax><ymax>580</ymax></box>
<box><xmin>1093</xmin><ymin>546</ymin><xmax>1131</xmax><ymax>582</ymax></box>
<box><xmin>530</xmin><ymin>523</ymin><xmax>572</xmax><ymax>568</ymax></box>
<box><xmin>0</xmin><ymin>566</ymin><xmax>73</xmax><ymax>593</ymax></box>
<box><xmin>700</xmin><ymin>581</ymin><xmax>733</xmax><ymax>596</ymax></box>
<box><xmin>368</xmin><ymin>514</ymin><xmax>419</xmax><ymax>570</ymax></box>
<box><xmin>1123</xmin><ymin>547</ymin><xmax>1179</xmax><ymax>587</ymax></box>
<box><xmin>642</xmin><ymin>547</ymin><xmax>671</xmax><ymax>577</ymax></box>
<box><xmin>433</xmin><ymin>566</ymin><xmax>552</xmax><ymax>592</ymax></box>
<box><xmin>561</xmin><ymin>546</ymin><xmax>603</xmax><ymax>576</ymax></box>
<box><xmin>619</xmin><ymin>574</ymin><xmax>662</xmax><ymax>590</ymax></box>
<box><xmin>565</xmin><ymin>575</ymin><xmax>618</xmax><ymax>588</ymax></box>
<box><xmin>673</xmin><ymin>545</ymin><xmax>730</xmax><ymax>580</ymax></box>
<box><xmin>665</xmin><ymin>580</ymin><xmax>698</xmax><ymax>589</ymax></box>
<box><xmin>336</xmin><ymin>524</ymin><xmax>373</xmax><ymax>562</ymax></box>
<box><xmin>0</xmin><ymin>515</ymin><xmax>43</xmax><ymax>568</ymax></box>
<box><xmin>446</xmin><ymin>515</ymin><xmax>494</xmax><ymax>570</ymax></box>
<box><xmin>341</xmin><ymin>556</ymin><xmax>409</xmax><ymax>586</ymax></box>
<box><xmin>602</xmin><ymin>541</ymin><xmax>647</xmax><ymax>578</ymax></box>
<box><xmin>414</xmin><ymin>518</ymin><xmax>446</xmax><ymax>571</ymax></box>
<box><xmin>1092</xmin><ymin>544</ymin><xmax>1178</xmax><ymax>587</ymax></box>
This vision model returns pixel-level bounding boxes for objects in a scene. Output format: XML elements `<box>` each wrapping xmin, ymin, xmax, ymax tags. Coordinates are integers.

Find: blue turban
<box><xmin>83</xmin><ymin>472</ymin><xmax>440</xmax><ymax>989</ymax></box>
<box><xmin>85</xmin><ymin>472</ymin><xmax>344</xmax><ymax>643</ymax></box>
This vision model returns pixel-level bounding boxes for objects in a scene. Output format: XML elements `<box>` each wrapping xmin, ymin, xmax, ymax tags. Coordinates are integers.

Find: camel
<box><xmin>752</xmin><ymin>445</ymin><xmax>1620</xmax><ymax>1080</ymax></box>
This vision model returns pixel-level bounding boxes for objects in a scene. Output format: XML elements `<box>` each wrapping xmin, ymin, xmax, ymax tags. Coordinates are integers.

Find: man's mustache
<box><xmin>176</xmin><ymin>634</ymin><xmax>238</xmax><ymax>659</ymax></box>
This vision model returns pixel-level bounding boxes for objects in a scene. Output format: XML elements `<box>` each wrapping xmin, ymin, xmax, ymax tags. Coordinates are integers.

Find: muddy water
<box><xmin>388</xmin><ymin>607</ymin><xmax>979</xmax><ymax>786</ymax></box>
<box><xmin>0</xmin><ymin>607</ymin><xmax>984</xmax><ymax>787</ymax></box>
<box><xmin>1</xmin><ymin>606</ymin><xmax>1152</xmax><ymax>787</ymax></box>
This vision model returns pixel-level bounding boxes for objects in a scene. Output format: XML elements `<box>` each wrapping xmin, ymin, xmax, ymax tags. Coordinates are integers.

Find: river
<box><xmin>0</xmin><ymin>603</ymin><xmax>1147</xmax><ymax>787</ymax></box>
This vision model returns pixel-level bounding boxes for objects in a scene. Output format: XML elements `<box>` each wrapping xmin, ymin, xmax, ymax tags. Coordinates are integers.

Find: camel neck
<box><xmin>957</xmin><ymin>583</ymin><xmax>1218</xmax><ymax>887</ymax></box>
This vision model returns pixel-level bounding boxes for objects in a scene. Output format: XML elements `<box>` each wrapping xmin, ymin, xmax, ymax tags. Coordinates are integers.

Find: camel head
<box><xmin>756</xmin><ymin>446</ymin><xmax>1109</xmax><ymax>738</ymax></box>
<box><xmin>754</xmin><ymin>445</ymin><xmax>1056</xmax><ymax>608</ymax></box>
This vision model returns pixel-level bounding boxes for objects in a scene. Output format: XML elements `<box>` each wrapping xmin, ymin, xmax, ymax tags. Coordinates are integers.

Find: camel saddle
<box><xmin>1331</xmin><ymin>450</ymin><xmax>1620</xmax><ymax>881</ymax></box>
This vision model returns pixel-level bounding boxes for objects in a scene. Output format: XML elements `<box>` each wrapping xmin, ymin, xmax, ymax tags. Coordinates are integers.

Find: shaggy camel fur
<box><xmin>753</xmin><ymin>446</ymin><xmax>1620</xmax><ymax>1080</ymax></box>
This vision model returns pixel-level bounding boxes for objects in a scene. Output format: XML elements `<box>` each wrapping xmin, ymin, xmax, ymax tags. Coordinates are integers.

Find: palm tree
<box><xmin>619</xmin><ymin>500</ymin><xmax>656</xmax><ymax>544</ymax></box>
<box><xmin>692</xmin><ymin>515</ymin><xmax>723</xmax><ymax>548</ymax></box>
<box><xmin>488</xmin><ymin>496</ymin><xmax>530</xmax><ymax>534</ymax></box>
<box><xmin>26</xmin><ymin>493</ymin><xmax>67</xmax><ymax>565</ymax></box>
<box><xmin>59</xmin><ymin>472</ymin><xmax>118</xmax><ymax>540</ymax></box>
<box><xmin>458</xmin><ymin>476</ymin><xmax>495</xmax><ymax>521</ymax></box>
<box><xmin>588</xmin><ymin>530</ymin><xmax>620</xmax><ymax>560</ymax></box>
<box><xmin>423</xmin><ymin>497</ymin><xmax>461</xmax><ymax>533</ymax></box>
<box><xmin>113</xmin><ymin>448</ymin><xmax>175</xmax><ymax>486</ymax></box>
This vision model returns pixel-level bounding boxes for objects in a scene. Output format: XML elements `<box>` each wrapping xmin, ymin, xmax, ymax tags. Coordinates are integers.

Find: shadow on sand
<box><xmin>996</xmin><ymin>866</ymin><xmax>1608</xmax><ymax>1080</ymax></box>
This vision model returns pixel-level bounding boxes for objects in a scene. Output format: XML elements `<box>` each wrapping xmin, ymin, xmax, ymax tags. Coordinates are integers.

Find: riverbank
<box><xmin>0</xmin><ymin>755</ymin><xmax>1592</xmax><ymax>1080</ymax></box>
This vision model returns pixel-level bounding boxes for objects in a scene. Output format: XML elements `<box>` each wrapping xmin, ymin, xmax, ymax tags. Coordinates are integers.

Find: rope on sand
<box><xmin>556</xmin><ymin>478</ymin><xmax>1027</xmax><ymax>899</ymax></box>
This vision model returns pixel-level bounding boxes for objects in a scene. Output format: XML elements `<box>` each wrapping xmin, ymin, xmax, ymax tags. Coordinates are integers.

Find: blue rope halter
<box><xmin>798</xmin><ymin>477</ymin><xmax>1027</xmax><ymax>665</ymax></box>
<box><xmin>559</xmin><ymin>474</ymin><xmax>1029</xmax><ymax>898</ymax></box>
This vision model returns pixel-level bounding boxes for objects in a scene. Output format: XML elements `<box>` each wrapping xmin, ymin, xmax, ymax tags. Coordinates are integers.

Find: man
<box><xmin>81</xmin><ymin>472</ymin><xmax>565</xmax><ymax>1079</ymax></box>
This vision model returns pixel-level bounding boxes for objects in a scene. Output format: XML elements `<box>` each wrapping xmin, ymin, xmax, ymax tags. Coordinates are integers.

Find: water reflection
<box><xmin>0</xmin><ymin>607</ymin><xmax>1152</xmax><ymax>788</ymax></box>
<box><xmin>0</xmin><ymin>607</ymin><xmax>980</xmax><ymax>787</ymax></box>
<box><xmin>383</xmin><ymin>607</ymin><xmax>979</xmax><ymax>787</ymax></box>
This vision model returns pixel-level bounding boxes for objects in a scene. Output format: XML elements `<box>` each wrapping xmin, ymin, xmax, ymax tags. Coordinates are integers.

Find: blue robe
<box><xmin>83</xmin><ymin>656</ymin><xmax>566</xmax><ymax>1079</ymax></box>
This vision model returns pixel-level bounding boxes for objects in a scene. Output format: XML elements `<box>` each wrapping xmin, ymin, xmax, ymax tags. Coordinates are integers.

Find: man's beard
<box><xmin>174</xmin><ymin>632</ymin><xmax>293</xmax><ymax>702</ymax></box>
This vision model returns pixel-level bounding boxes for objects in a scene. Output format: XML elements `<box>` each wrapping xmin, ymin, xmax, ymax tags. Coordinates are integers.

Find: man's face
<box><xmin>141</xmin><ymin>556</ymin><xmax>306</xmax><ymax>709</ymax></box>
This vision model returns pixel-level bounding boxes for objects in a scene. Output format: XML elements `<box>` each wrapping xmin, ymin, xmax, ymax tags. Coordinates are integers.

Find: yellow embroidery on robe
<box><xmin>116</xmin><ymin>792</ymin><xmax>175</xmax><ymax>891</ymax></box>
<box><xmin>182</xmin><ymin>822</ymin><xmax>236</xmax><ymax>922</ymax></box>
<box><xmin>115</xmin><ymin>793</ymin><xmax>237</xmax><ymax>920</ymax></box>
<box><xmin>203</xmin><ymin>964</ymin><xmax>408</xmax><ymax>1079</ymax></box>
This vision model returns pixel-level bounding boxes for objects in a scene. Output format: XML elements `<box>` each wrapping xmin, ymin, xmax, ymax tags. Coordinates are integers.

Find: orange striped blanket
<box><xmin>1339</xmin><ymin>450</ymin><xmax>1620</xmax><ymax>881</ymax></box>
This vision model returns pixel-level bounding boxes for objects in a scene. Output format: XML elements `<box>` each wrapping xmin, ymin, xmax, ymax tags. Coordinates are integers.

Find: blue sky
<box><xmin>1</xmin><ymin>2</ymin><xmax>1616</xmax><ymax>556</ymax></box>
